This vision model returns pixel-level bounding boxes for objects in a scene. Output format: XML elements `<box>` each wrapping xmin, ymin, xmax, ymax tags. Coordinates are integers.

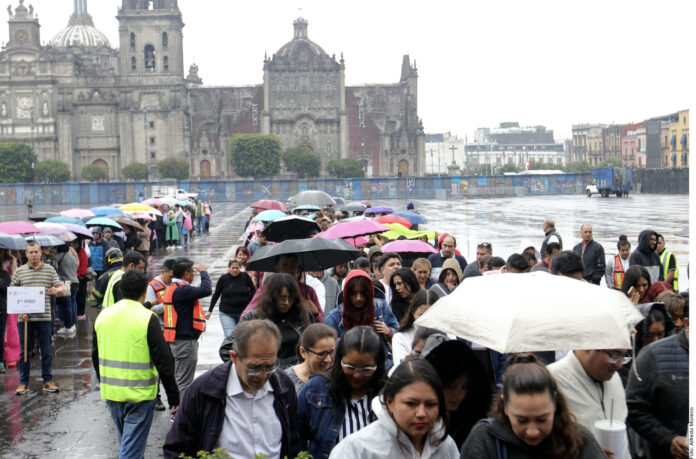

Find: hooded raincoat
<box><xmin>628</xmin><ymin>230</ymin><xmax>663</xmax><ymax>283</ymax></box>
<box><xmin>328</xmin><ymin>396</ymin><xmax>459</xmax><ymax>459</ymax></box>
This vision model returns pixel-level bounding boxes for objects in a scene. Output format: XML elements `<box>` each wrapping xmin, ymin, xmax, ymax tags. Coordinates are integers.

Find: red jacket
<box><xmin>77</xmin><ymin>249</ymin><xmax>89</xmax><ymax>277</ymax></box>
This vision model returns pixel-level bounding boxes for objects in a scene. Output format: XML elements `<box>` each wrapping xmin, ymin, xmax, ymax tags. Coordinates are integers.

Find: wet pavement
<box><xmin>0</xmin><ymin>193</ymin><xmax>689</xmax><ymax>457</ymax></box>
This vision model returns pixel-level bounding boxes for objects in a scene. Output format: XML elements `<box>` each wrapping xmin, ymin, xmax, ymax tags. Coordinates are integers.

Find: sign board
<box><xmin>7</xmin><ymin>287</ymin><xmax>46</xmax><ymax>314</ymax></box>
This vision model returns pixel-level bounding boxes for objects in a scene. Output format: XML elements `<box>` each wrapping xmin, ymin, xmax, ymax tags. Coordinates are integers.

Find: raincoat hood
<box><xmin>90</xmin><ymin>226</ymin><xmax>102</xmax><ymax>236</ymax></box>
<box><xmin>344</xmin><ymin>268</ymin><xmax>372</xmax><ymax>287</ymax></box>
<box><xmin>440</xmin><ymin>258</ymin><xmax>463</xmax><ymax>282</ymax></box>
<box><xmin>637</xmin><ymin>229</ymin><xmax>657</xmax><ymax>254</ymax></box>
<box><xmin>371</xmin><ymin>395</ymin><xmax>448</xmax><ymax>452</ymax></box>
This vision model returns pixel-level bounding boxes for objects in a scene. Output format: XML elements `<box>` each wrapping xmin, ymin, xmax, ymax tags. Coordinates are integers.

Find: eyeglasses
<box><xmin>601</xmin><ymin>350</ymin><xmax>632</xmax><ymax>365</ymax></box>
<box><xmin>245</xmin><ymin>361</ymin><xmax>279</xmax><ymax>376</ymax></box>
<box><xmin>306</xmin><ymin>348</ymin><xmax>336</xmax><ymax>359</ymax></box>
<box><xmin>341</xmin><ymin>361</ymin><xmax>377</xmax><ymax>376</ymax></box>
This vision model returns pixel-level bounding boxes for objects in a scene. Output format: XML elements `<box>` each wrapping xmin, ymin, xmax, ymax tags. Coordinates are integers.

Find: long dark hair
<box><xmin>397</xmin><ymin>289</ymin><xmax>440</xmax><ymax>332</ymax></box>
<box><xmin>342</xmin><ymin>275</ymin><xmax>376</xmax><ymax>330</ymax></box>
<box><xmin>492</xmin><ymin>354</ymin><xmax>582</xmax><ymax>459</ymax></box>
<box><xmin>328</xmin><ymin>326</ymin><xmax>386</xmax><ymax>405</ymax></box>
<box><xmin>382</xmin><ymin>359</ymin><xmax>448</xmax><ymax>444</ymax></box>
<box><xmin>621</xmin><ymin>265</ymin><xmax>651</xmax><ymax>297</ymax></box>
<box><xmin>256</xmin><ymin>273</ymin><xmax>309</xmax><ymax>329</ymax></box>
<box><xmin>389</xmin><ymin>268</ymin><xmax>421</xmax><ymax>318</ymax></box>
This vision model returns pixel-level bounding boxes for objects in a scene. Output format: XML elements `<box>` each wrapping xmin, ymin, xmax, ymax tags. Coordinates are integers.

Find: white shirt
<box><xmin>379</xmin><ymin>279</ymin><xmax>392</xmax><ymax>305</ymax></box>
<box><xmin>305</xmin><ymin>274</ymin><xmax>326</xmax><ymax>312</ymax></box>
<box><xmin>215</xmin><ymin>364</ymin><xmax>282</xmax><ymax>459</ymax></box>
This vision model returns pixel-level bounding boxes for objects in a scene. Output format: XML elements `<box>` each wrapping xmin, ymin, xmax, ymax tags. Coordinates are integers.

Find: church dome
<box><xmin>270</xmin><ymin>18</ymin><xmax>339</xmax><ymax>69</ymax></box>
<box><xmin>49</xmin><ymin>0</ymin><xmax>110</xmax><ymax>49</ymax></box>
<box><xmin>50</xmin><ymin>21</ymin><xmax>110</xmax><ymax>49</ymax></box>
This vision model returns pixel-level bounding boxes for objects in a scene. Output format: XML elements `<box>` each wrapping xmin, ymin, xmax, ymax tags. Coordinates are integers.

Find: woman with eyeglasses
<box><xmin>297</xmin><ymin>326</ymin><xmax>387</xmax><ymax>459</ymax></box>
<box><xmin>391</xmin><ymin>290</ymin><xmax>440</xmax><ymax>365</ymax></box>
<box><xmin>461</xmin><ymin>354</ymin><xmax>604</xmax><ymax>459</ymax></box>
<box><xmin>284</xmin><ymin>323</ymin><xmax>338</xmax><ymax>393</ymax></box>
<box><xmin>239</xmin><ymin>273</ymin><xmax>312</xmax><ymax>368</ymax></box>
<box><xmin>324</xmin><ymin>270</ymin><xmax>399</xmax><ymax>368</ymax></box>
<box><xmin>329</xmin><ymin>358</ymin><xmax>459</xmax><ymax>458</ymax></box>
<box><xmin>389</xmin><ymin>268</ymin><xmax>421</xmax><ymax>323</ymax></box>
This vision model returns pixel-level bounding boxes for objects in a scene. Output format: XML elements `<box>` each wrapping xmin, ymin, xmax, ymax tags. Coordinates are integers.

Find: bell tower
<box><xmin>7</xmin><ymin>0</ymin><xmax>40</xmax><ymax>50</ymax></box>
<box><xmin>116</xmin><ymin>0</ymin><xmax>184</xmax><ymax>78</ymax></box>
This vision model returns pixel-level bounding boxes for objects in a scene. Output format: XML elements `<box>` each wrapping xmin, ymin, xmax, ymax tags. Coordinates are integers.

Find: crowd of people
<box><xmin>0</xmin><ymin>202</ymin><xmax>689</xmax><ymax>459</ymax></box>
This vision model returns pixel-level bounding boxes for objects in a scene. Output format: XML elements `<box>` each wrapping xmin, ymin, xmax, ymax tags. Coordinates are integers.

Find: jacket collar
<box><xmin>371</xmin><ymin>395</ymin><xmax>447</xmax><ymax>451</ymax></box>
<box><xmin>679</xmin><ymin>328</ymin><xmax>689</xmax><ymax>351</ymax></box>
<box><xmin>199</xmin><ymin>361</ymin><xmax>293</xmax><ymax>400</ymax></box>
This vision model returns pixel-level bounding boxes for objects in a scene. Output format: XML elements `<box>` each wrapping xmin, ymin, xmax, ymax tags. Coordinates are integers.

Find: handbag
<box><xmin>56</xmin><ymin>281</ymin><xmax>71</xmax><ymax>297</ymax></box>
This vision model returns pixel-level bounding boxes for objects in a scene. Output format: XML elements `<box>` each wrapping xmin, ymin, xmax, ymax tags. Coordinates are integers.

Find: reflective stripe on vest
<box><xmin>613</xmin><ymin>254</ymin><xmax>625</xmax><ymax>290</ymax></box>
<box><xmin>659</xmin><ymin>250</ymin><xmax>679</xmax><ymax>291</ymax></box>
<box><xmin>94</xmin><ymin>299</ymin><xmax>158</xmax><ymax>402</ymax></box>
<box><xmin>103</xmin><ymin>269</ymin><xmax>125</xmax><ymax>308</ymax></box>
<box><xmin>149</xmin><ymin>278</ymin><xmax>167</xmax><ymax>305</ymax></box>
<box><xmin>162</xmin><ymin>282</ymin><xmax>206</xmax><ymax>342</ymax></box>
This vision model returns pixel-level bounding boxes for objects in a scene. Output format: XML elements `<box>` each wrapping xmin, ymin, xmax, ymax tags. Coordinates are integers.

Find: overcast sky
<box><xmin>8</xmin><ymin>0</ymin><xmax>694</xmax><ymax>141</ymax></box>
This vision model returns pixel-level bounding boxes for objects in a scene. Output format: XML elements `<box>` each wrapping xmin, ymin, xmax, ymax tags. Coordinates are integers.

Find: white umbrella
<box><xmin>415</xmin><ymin>272</ymin><xmax>644</xmax><ymax>353</ymax></box>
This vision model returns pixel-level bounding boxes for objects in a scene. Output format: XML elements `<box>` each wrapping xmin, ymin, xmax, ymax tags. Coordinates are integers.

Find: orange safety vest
<box><xmin>162</xmin><ymin>282</ymin><xmax>206</xmax><ymax>342</ymax></box>
<box><xmin>149</xmin><ymin>278</ymin><xmax>167</xmax><ymax>305</ymax></box>
<box><xmin>613</xmin><ymin>254</ymin><xmax>625</xmax><ymax>290</ymax></box>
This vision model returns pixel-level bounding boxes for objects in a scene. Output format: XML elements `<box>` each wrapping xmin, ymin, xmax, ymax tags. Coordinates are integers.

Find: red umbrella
<box><xmin>374</xmin><ymin>215</ymin><xmax>413</xmax><ymax>228</ymax></box>
<box><xmin>0</xmin><ymin>221</ymin><xmax>43</xmax><ymax>235</ymax></box>
<box><xmin>251</xmin><ymin>199</ymin><xmax>289</xmax><ymax>213</ymax></box>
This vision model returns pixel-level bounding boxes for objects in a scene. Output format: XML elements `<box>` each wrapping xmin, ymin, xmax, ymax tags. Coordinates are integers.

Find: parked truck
<box><xmin>586</xmin><ymin>167</ymin><xmax>633</xmax><ymax>197</ymax></box>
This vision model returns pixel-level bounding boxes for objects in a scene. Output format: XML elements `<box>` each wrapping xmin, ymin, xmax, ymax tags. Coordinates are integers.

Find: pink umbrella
<box><xmin>251</xmin><ymin>199</ymin><xmax>289</xmax><ymax>213</ymax></box>
<box><xmin>0</xmin><ymin>221</ymin><xmax>43</xmax><ymax>235</ymax></box>
<box><xmin>316</xmin><ymin>220</ymin><xmax>390</xmax><ymax>240</ymax></box>
<box><xmin>142</xmin><ymin>197</ymin><xmax>160</xmax><ymax>206</ymax></box>
<box><xmin>34</xmin><ymin>222</ymin><xmax>68</xmax><ymax>233</ymax></box>
<box><xmin>381</xmin><ymin>240</ymin><xmax>437</xmax><ymax>255</ymax></box>
<box><xmin>132</xmin><ymin>213</ymin><xmax>154</xmax><ymax>221</ymax></box>
<box><xmin>339</xmin><ymin>236</ymin><xmax>369</xmax><ymax>247</ymax></box>
<box><xmin>60</xmin><ymin>208</ymin><xmax>95</xmax><ymax>219</ymax></box>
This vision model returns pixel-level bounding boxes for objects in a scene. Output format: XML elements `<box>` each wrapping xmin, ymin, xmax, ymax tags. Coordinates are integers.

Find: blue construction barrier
<box><xmin>0</xmin><ymin>174</ymin><xmax>591</xmax><ymax>206</ymax></box>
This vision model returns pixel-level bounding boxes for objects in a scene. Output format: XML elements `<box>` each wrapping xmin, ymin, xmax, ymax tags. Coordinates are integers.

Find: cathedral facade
<box><xmin>0</xmin><ymin>1</ymin><xmax>424</xmax><ymax>180</ymax></box>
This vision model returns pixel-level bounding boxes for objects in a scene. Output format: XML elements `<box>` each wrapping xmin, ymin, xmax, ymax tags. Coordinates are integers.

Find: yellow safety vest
<box><xmin>103</xmin><ymin>269</ymin><xmax>125</xmax><ymax>308</ymax></box>
<box><xmin>659</xmin><ymin>250</ymin><xmax>679</xmax><ymax>291</ymax></box>
<box><xmin>94</xmin><ymin>299</ymin><xmax>158</xmax><ymax>402</ymax></box>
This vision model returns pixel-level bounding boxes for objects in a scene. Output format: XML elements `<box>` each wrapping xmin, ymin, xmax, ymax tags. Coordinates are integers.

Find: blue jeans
<box><xmin>18</xmin><ymin>321</ymin><xmax>53</xmax><ymax>384</ymax></box>
<box><xmin>219</xmin><ymin>312</ymin><xmax>238</xmax><ymax>338</ymax></box>
<box><xmin>195</xmin><ymin>217</ymin><xmax>203</xmax><ymax>232</ymax></box>
<box><xmin>57</xmin><ymin>284</ymin><xmax>78</xmax><ymax>329</ymax></box>
<box><xmin>106</xmin><ymin>399</ymin><xmax>156</xmax><ymax>459</ymax></box>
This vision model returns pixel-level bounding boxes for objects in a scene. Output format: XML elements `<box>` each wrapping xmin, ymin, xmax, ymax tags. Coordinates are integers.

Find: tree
<box><xmin>35</xmin><ymin>160</ymin><xmax>71</xmax><ymax>183</ymax></box>
<box><xmin>597</xmin><ymin>158</ymin><xmax>623</xmax><ymax>168</ymax></box>
<box><xmin>283</xmin><ymin>146</ymin><xmax>321</xmax><ymax>178</ymax></box>
<box><xmin>563</xmin><ymin>161</ymin><xmax>592</xmax><ymax>173</ymax></box>
<box><xmin>157</xmin><ymin>158</ymin><xmax>189</xmax><ymax>181</ymax></box>
<box><xmin>122</xmin><ymin>162</ymin><xmax>149</xmax><ymax>181</ymax></box>
<box><xmin>229</xmin><ymin>134</ymin><xmax>282</xmax><ymax>179</ymax></box>
<box><xmin>527</xmin><ymin>160</ymin><xmax>563</xmax><ymax>171</ymax></box>
<box><xmin>0</xmin><ymin>142</ymin><xmax>35</xmax><ymax>183</ymax></box>
<box><xmin>500</xmin><ymin>163</ymin><xmax>521</xmax><ymax>173</ymax></box>
<box><xmin>81</xmin><ymin>164</ymin><xmax>107</xmax><ymax>181</ymax></box>
<box><xmin>327</xmin><ymin>158</ymin><xmax>364</xmax><ymax>178</ymax></box>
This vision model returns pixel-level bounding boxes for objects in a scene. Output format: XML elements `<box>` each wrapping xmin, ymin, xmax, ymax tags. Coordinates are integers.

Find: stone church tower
<box><xmin>262</xmin><ymin>18</ymin><xmax>348</xmax><ymax>167</ymax></box>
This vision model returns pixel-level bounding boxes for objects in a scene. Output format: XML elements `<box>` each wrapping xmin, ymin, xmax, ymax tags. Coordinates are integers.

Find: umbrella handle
<box><xmin>24</xmin><ymin>320</ymin><xmax>28</xmax><ymax>363</ymax></box>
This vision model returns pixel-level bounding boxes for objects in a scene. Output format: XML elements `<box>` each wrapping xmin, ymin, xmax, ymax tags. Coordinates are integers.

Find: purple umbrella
<box><xmin>381</xmin><ymin>240</ymin><xmax>437</xmax><ymax>255</ymax></box>
<box><xmin>61</xmin><ymin>223</ymin><xmax>95</xmax><ymax>239</ymax></box>
<box><xmin>364</xmin><ymin>206</ymin><xmax>393</xmax><ymax>215</ymax></box>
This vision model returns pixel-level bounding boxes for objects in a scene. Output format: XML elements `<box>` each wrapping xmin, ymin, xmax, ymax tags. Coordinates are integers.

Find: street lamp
<box><xmin>143</xmin><ymin>109</ymin><xmax>149</xmax><ymax>182</ymax></box>
<box><xmin>30</xmin><ymin>106</ymin><xmax>35</xmax><ymax>182</ymax></box>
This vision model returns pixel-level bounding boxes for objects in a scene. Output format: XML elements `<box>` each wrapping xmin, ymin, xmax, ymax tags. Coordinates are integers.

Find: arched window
<box><xmin>163</xmin><ymin>56</ymin><xmax>169</xmax><ymax>72</ymax></box>
<box><xmin>131</xmin><ymin>56</ymin><xmax>136</xmax><ymax>71</ymax></box>
<box><xmin>162</xmin><ymin>32</ymin><xmax>168</xmax><ymax>48</ymax></box>
<box><xmin>144</xmin><ymin>44</ymin><xmax>156</xmax><ymax>71</ymax></box>
<box><xmin>129</xmin><ymin>32</ymin><xmax>135</xmax><ymax>51</ymax></box>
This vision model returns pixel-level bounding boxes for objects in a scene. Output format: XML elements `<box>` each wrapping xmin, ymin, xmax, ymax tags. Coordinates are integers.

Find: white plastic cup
<box><xmin>594</xmin><ymin>419</ymin><xmax>625</xmax><ymax>458</ymax></box>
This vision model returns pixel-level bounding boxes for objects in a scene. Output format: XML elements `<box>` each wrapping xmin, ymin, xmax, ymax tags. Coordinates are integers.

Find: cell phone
<box><xmin>627</xmin><ymin>286</ymin><xmax>637</xmax><ymax>296</ymax></box>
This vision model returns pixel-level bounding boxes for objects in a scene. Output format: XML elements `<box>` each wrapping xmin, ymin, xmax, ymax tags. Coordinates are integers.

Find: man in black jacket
<box><xmin>572</xmin><ymin>224</ymin><xmax>605</xmax><ymax>285</ymax></box>
<box><xmin>626</xmin><ymin>308</ymin><xmax>689</xmax><ymax>459</ymax></box>
<box><xmin>163</xmin><ymin>319</ymin><xmax>299</xmax><ymax>459</ymax></box>
<box><xmin>540</xmin><ymin>218</ymin><xmax>563</xmax><ymax>259</ymax></box>
<box><xmin>629</xmin><ymin>229</ymin><xmax>664</xmax><ymax>283</ymax></box>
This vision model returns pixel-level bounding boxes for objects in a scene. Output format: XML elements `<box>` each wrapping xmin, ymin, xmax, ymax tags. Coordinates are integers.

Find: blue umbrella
<box><xmin>392</xmin><ymin>211</ymin><xmax>427</xmax><ymax>225</ymax></box>
<box><xmin>45</xmin><ymin>216</ymin><xmax>87</xmax><ymax>227</ymax></box>
<box><xmin>25</xmin><ymin>234</ymin><xmax>65</xmax><ymax>247</ymax></box>
<box><xmin>0</xmin><ymin>232</ymin><xmax>28</xmax><ymax>250</ymax></box>
<box><xmin>91</xmin><ymin>206</ymin><xmax>124</xmax><ymax>217</ymax></box>
<box><xmin>253</xmin><ymin>210</ymin><xmax>287</xmax><ymax>222</ymax></box>
<box><xmin>293</xmin><ymin>204</ymin><xmax>321</xmax><ymax>212</ymax></box>
<box><xmin>86</xmin><ymin>217</ymin><xmax>123</xmax><ymax>230</ymax></box>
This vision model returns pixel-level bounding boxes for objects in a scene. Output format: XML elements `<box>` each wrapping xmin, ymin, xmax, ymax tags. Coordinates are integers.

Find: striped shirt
<box><xmin>339</xmin><ymin>394</ymin><xmax>370</xmax><ymax>441</ymax></box>
<box><xmin>11</xmin><ymin>262</ymin><xmax>61</xmax><ymax>322</ymax></box>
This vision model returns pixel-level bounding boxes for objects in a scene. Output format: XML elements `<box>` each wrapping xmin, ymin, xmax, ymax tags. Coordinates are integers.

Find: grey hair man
<box><xmin>540</xmin><ymin>218</ymin><xmax>562</xmax><ymax>259</ymax></box>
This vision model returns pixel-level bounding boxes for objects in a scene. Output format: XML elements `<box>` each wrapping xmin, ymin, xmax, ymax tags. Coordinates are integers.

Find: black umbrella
<box><xmin>339</xmin><ymin>202</ymin><xmax>367</xmax><ymax>213</ymax></box>
<box><xmin>261</xmin><ymin>215</ymin><xmax>320</xmax><ymax>243</ymax></box>
<box><xmin>0</xmin><ymin>232</ymin><xmax>28</xmax><ymax>250</ymax></box>
<box><xmin>246</xmin><ymin>237</ymin><xmax>360</xmax><ymax>272</ymax></box>
<box><xmin>28</xmin><ymin>212</ymin><xmax>60</xmax><ymax>222</ymax></box>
